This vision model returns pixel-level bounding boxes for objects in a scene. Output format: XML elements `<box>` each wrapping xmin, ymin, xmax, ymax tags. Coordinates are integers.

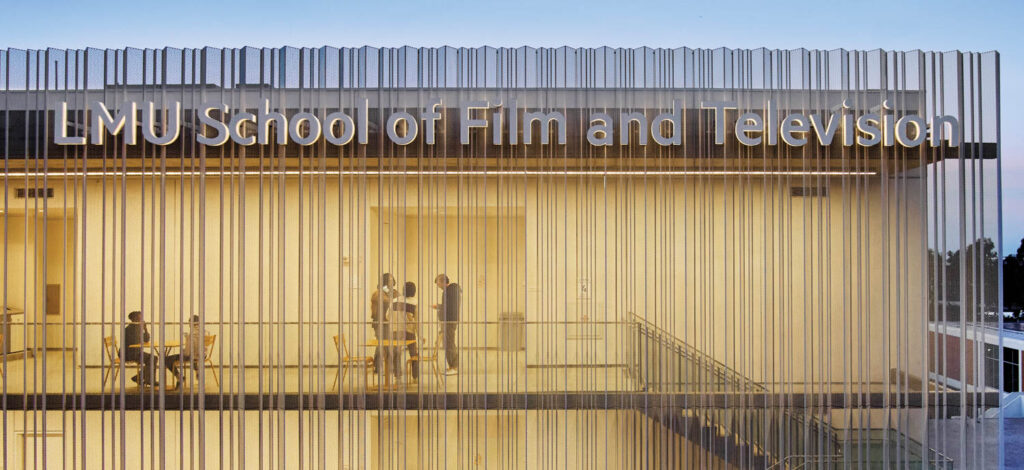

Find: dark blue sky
<box><xmin>3</xmin><ymin>0</ymin><xmax>1020</xmax><ymax>250</ymax></box>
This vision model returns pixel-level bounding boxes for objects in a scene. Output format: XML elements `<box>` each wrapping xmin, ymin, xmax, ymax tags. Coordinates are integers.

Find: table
<box><xmin>366</xmin><ymin>338</ymin><xmax>416</xmax><ymax>348</ymax></box>
<box><xmin>364</xmin><ymin>338</ymin><xmax>417</xmax><ymax>390</ymax></box>
<box><xmin>128</xmin><ymin>340</ymin><xmax>181</xmax><ymax>357</ymax></box>
<box><xmin>127</xmin><ymin>341</ymin><xmax>182</xmax><ymax>389</ymax></box>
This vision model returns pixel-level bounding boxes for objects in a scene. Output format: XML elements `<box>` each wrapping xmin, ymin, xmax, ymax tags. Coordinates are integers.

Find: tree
<box><xmin>928</xmin><ymin>237</ymin><xmax>1000</xmax><ymax>322</ymax></box>
<box><xmin>1004</xmin><ymin>238</ymin><xmax>1024</xmax><ymax>317</ymax></box>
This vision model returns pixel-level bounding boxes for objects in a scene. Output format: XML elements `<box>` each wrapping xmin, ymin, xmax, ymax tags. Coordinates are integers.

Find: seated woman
<box><xmin>390</xmin><ymin>282</ymin><xmax>419</xmax><ymax>382</ymax></box>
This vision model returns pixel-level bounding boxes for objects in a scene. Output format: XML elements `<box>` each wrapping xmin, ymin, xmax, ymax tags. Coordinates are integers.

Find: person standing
<box><xmin>370</xmin><ymin>273</ymin><xmax>397</xmax><ymax>374</ymax></box>
<box><xmin>431</xmin><ymin>274</ymin><xmax>460</xmax><ymax>375</ymax></box>
<box><xmin>390</xmin><ymin>282</ymin><xmax>419</xmax><ymax>382</ymax></box>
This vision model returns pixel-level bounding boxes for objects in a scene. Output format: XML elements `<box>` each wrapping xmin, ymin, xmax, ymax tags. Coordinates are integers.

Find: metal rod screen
<box><xmin>0</xmin><ymin>46</ymin><xmax>1003</xmax><ymax>469</ymax></box>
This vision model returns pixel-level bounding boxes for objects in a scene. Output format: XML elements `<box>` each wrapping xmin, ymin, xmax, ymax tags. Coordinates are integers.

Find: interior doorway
<box><xmin>369</xmin><ymin>207</ymin><xmax>526</xmax><ymax>351</ymax></box>
<box><xmin>0</xmin><ymin>210</ymin><xmax>76</xmax><ymax>354</ymax></box>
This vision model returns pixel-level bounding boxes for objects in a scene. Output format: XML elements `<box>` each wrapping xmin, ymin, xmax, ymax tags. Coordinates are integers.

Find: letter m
<box><xmin>90</xmin><ymin>101</ymin><xmax>138</xmax><ymax>145</ymax></box>
<box><xmin>523</xmin><ymin>111</ymin><xmax>566</xmax><ymax>145</ymax></box>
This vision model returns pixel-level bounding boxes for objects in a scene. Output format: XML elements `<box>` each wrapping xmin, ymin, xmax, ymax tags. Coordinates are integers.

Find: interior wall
<box><xmin>0</xmin><ymin>213</ymin><xmax>74</xmax><ymax>353</ymax></box>
<box><xmin>42</xmin><ymin>215</ymin><xmax>76</xmax><ymax>349</ymax></box>
<box><xmin>371</xmin><ymin>209</ymin><xmax>526</xmax><ymax>349</ymax></box>
<box><xmin>65</xmin><ymin>174</ymin><xmax>926</xmax><ymax>385</ymax></box>
<box><xmin>1</xmin><ymin>215</ymin><xmax>33</xmax><ymax>353</ymax></box>
<box><xmin>1</xmin><ymin>409</ymin><xmax>730</xmax><ymax>470</ymax></box>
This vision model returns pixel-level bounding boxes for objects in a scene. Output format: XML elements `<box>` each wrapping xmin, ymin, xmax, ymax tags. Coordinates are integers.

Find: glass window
<box><xmin>1005</xmin><ymin>347</ymin><xmax>1020</xmax><ymax>392</ymax></box>
<box><xmin>984</xmin><ymin>343</ymin><xmax>1001</xmax><ymax>390</ymax></box>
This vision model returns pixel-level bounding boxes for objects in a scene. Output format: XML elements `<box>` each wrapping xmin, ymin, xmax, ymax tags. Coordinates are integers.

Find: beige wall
<box><xmin>0</xmin><ymin>215</ymin><xmax>34</xmax><ymax>354</ymax></box>
<box><xmin>56</xmin><ymin>174</ymin><xmax>925</xmax><ymax>387</ymax></box>
<box><xmin>2</xmin><ymin>409</ymin><xmax>731</xmax><ymax>470</ymax></box>
<box><xmin>0</xmin><ymin>212</ymin><xmax>76</xmax><ymax>353</ymax></box>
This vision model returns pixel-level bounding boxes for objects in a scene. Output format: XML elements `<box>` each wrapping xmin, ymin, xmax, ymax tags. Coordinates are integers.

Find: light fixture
<box><xmin>0</xmin><ymin>169</ymin><xmax>877</xmax><ymax>178</ymax></box>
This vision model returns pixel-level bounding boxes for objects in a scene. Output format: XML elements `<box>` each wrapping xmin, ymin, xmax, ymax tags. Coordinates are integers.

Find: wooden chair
<box><xmin>102</xmin><ymin>336</ymin><xmax>142</xmax><ymax>389</ymax></box>
<box><xmin>406</xmin><ymin>331</ymin><xmax>444</xmax><ymax>385</ymax></box>
<box><xmin>179</xmin><ymin>334</ymin><xmax>221</xmax><ymax>389</ymax></box>
<box><xmin>331</xmin><ymin>334</ymin><xmax>375</xmax><ymax>391</ymax></box>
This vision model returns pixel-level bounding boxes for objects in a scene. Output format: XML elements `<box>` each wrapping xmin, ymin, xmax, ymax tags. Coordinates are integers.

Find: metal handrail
<box><xmin>628</xmin><ymin>313</ymin><xmax>766</xmax><ymax>393</ymax></box>
<box><xmin>627</xmin><ymin>313</ymin><xmax>850</xmax><ymax>469</ymax></box>
<box><xmin>767</xmin><ymin>454</ymin><xmax>843</xmax><ymax>469</ymax></box>
<box><xmin>765</xmin><ymin>428</ymin><xmax>955</xmax><ymax>469</ymax></box>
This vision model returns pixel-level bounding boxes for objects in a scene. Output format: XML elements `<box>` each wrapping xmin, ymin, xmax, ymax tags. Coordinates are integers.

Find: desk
<box><xmin>364</xmin><ymin>338</ymin><xmax>417</xmax><ymax>390</ymax></box>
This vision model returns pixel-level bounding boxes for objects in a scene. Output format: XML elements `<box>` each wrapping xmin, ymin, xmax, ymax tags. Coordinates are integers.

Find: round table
<box><xmin>365</xmin><ymin>338</ymin><xmax>417</xmax><ymax>389</ymax></box>
<box><xmin>127</xmin><ymin>340</ymin><xmax>182</xmax><ymax>389</ymax></box>
<box><xmin>128</xmin><ymin>340</ymin><xmax>181</xmax><ymax>357</ymax></box>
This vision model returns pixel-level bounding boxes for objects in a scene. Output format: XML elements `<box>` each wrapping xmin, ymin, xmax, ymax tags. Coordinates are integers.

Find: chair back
<box><xmin>103</xmin><ymin>336</ymin><xmax>119</xmax><ymax>363</ymax></box>
<box><xmin>431</xmin><ymin>331</ymin><xmax>444</xmax><ymax>359</ymax></box>
<box><xmin>203</xmin><ymin>334</ymin><xmax>217</xmax><ymax>361</ymax></box>
<box><xmin>332</xmin><ymin>335</ymin><xmax>344</xmax><ymax>357</ymax></box>
<box><xmin>339</xmin><ymin>335</ymin><xmax>352</xmax><ymax>357</ymax></box>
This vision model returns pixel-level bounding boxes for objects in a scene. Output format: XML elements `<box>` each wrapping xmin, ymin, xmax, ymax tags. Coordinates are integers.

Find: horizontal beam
<box><xmin>0</xmin><ymin>391</ymin><xmax>1000</xmax><ymax>411</ymax></box>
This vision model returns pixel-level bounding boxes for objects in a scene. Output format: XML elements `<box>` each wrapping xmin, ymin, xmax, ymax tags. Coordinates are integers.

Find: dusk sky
<box><xmin>3</xmin><ymin>0</ymin><xmax>1021</xmax><ymax>251</ymax></box>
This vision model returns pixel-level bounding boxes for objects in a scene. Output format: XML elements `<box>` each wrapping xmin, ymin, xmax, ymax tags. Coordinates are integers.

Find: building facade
<box><xmin>0</xmin><ymin>46</ymin><xmax>1003</xmax><ymax>468</ymax></box>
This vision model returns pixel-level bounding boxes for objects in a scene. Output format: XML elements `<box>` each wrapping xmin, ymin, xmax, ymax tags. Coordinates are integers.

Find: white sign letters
<box><xmin>54</xmin><ymin>98</ymin><xmax>960</xmax><ymax>149</ymax></box>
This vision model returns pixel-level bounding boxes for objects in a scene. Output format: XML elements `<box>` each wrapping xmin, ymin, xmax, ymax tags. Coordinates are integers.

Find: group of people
<box><xmin>371</xmin><ymin>272</ymin><xmax>460</xmax><ymax>383</ymax></box>
<box><xmin>117</xmin><ymin>272</ymin><xmax>461</xmax><ymax>388</ymax></box>
<box><xmin>122</xmin><ymin>311</ymin><xmax>208</xmax><ymax>389</ymax></box>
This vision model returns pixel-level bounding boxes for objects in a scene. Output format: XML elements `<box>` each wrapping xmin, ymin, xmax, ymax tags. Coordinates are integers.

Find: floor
<box><xmin>929</xmin><ymin>417</ymin><xmax>1015</xmax><ymax>469</ymax></box>
<box><xmin>1006</xmin><ymin>418</ymin><xmax>1024</xmax><ymax>469</ymax></box>
<box><xmin>0</xmin><ymin>350</ymin><xmax>636</xmax><ymax>395</ymax></box>
<box><xmin>0</xmin><ymin>349</ymin><xmax>955</xmax><ymax>398</ymax></box>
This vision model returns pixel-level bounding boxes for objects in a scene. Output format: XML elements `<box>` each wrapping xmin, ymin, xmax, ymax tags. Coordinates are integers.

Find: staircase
<box><xmin>626</xmin><ymin>314</ymin><xmax>955</xmax><ymax>469</ymax></box>
<box><xmin>627</xmin><ymin>313</ymin><xmax>779</xmax><ymax>468</ymax></box>
<box><xmin>642</xmin><ymin>407</ymin><xmax>773</xmax><ymax>468</ymax></box>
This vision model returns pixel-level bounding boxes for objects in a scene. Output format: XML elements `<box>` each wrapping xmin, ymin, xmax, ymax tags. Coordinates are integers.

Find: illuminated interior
<box><xmin>0</xmin><ymin>46</ymin><xmax>1002</xmax><ymax>469</ymax></box>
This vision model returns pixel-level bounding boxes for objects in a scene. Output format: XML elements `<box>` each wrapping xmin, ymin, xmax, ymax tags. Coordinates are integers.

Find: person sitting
<box><xmin>165</xmin><ymin>315</ymin><xmax>208</xmax><ymax>388</ymax></box>
<box><xmin>390</xmin><ymin>282</ymin><xmax>419</xmax><ymax>382</ymax></box>
<box><xmin>123</xmin><ymin>311</ymin><xmax>157</xmax><ymax>387</ymax></box>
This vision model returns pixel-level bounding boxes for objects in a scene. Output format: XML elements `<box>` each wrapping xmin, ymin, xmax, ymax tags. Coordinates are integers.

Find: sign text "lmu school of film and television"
<box><xmin>53</xmin><ymin>98</ymin><xmax>961</xmax><ymax>149</ymax></box>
